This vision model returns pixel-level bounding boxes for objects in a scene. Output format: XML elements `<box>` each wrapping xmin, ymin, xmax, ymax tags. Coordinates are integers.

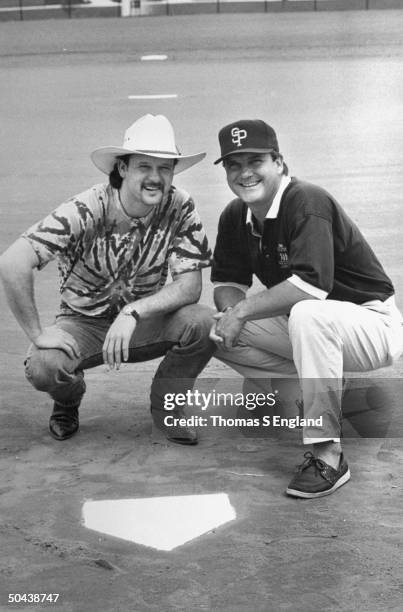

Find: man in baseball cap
<box><xmin>210</xmin><ymin>118</ymin><xmax>403</xmax><ymax>498</ymax></box>
<box><xmin>214</xmin><ymin>119</ymin><xmax>280</xmax><ymax>164</ymax></box>
<box><xmin>0</xmin><ymin>114</ymin><xmax>215</xmax><ymax>445</ymax></box>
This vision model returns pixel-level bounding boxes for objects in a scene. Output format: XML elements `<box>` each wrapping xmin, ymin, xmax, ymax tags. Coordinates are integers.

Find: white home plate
<box><xmin>82</xmin><ymin>493</ymin><xmax>236</xmax><ymax>551</ymax></box>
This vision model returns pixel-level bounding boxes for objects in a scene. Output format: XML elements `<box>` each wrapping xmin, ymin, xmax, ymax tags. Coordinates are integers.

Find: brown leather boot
<box><xmin>49</xmin><ymin>403</ymin><xmax>79</xmax><ymax>441</ymax></box>
<box><xmin>150</xmin><ymin>406</ymin><xmax>198</xmax><ymax>445</ymax></box>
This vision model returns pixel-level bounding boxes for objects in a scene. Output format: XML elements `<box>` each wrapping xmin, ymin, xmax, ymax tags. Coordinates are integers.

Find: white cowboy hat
<box><xmin>91</xmin><ymin>114</ymin><xmax>206</xmax><ymax>175</ymax></box>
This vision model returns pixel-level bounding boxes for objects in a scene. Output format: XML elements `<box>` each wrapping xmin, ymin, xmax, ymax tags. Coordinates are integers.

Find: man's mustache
<box><xmin>142</xmin><ymin>181</ymin><xmax>164</xmax><ymax>190</ymax></box>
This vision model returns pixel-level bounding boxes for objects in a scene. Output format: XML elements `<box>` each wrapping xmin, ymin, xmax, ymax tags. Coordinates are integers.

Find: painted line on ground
<box><xmin>141</xmin><ymin>55</ymin><xmax>168</xmax><ymax>61</ymax></box>
<box><xmin>128</xmin><ymin>94</ymin><xmax>178</xmax><ymax>100</ymax></box>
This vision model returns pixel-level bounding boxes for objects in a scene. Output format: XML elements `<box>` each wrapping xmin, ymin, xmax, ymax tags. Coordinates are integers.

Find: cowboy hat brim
<box><xmin>91</xmin><ymin>147</ymin><xmax>206</xmax><ymax>176</ymax></box>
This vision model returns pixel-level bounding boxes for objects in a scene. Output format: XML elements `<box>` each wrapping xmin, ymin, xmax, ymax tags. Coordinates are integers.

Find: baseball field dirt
<box><xmin>1</xmin><ymin>10</ymin><xmax>403</xmax><ymax>612</ymax></box>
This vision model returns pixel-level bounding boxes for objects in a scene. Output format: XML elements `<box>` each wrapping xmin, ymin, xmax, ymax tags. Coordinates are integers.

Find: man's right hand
<box><xmin>33</xmin><ymin>326</ymin><xmax>81</xmax><ymax>361</ymax></box>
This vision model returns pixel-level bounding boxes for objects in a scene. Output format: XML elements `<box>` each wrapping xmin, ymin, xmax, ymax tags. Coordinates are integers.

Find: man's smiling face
<box><xmin>223</xmin><ymin>152</ymin><xmax>283</xmax><ymax>210</ymax></box>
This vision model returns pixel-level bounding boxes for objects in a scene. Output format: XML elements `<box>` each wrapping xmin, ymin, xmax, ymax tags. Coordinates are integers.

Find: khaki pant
<box><xmin>215</xmin><ymin>298</ymin><xmax>403</xmax><ymax>443</ymax></box>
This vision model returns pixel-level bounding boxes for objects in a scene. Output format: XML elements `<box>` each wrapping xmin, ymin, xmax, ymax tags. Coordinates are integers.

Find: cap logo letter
<box><xmin>231</xmin><ymin>127</ymin><xmax>247</xmax><ymax>147</ymax></box>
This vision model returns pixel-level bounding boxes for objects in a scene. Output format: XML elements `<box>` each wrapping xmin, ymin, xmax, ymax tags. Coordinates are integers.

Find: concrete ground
<box><xmin>1</xmin><ymin>11</ymin><xmax>403</xmax><ymax>612</ymax></box>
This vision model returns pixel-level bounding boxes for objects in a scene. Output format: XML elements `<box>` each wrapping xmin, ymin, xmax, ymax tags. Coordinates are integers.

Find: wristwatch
<box><xmin>121</xmin><ymin>304</ymin><xmax>141</xmax><ymax>322</ymax></box>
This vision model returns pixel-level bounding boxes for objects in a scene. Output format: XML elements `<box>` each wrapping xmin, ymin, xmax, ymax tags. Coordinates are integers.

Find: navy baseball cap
<box><xmin>214</xmin><ymin>119</ymin><xmax>279</xmax><ymax>164</ymax></box>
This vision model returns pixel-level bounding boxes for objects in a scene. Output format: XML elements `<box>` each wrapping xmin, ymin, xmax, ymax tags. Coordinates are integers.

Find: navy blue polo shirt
<box><xmin>211</xmin><ymin>177</ymin><xmax>394</xmax><ymax>304</ymax></box>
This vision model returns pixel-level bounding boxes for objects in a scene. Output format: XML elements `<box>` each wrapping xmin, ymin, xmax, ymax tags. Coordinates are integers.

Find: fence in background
<box><xmin>123</xmin><ymin>0</ymin><xmax>402</xmax><ymax>17</ymax></box>
<box><xmin>0</xmin><ymin>0</ymin><xmax>402</xmax><ymax>21</ymax></box>
<box><xmin>0</xmin><ymin>0</ymin><xmax>120</xmax><ymax>20</ymax></box>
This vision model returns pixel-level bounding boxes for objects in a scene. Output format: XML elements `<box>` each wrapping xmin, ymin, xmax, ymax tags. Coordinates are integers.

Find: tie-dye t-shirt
<box><xmin>22</xmin><ymin>183</ymin><xmax>211</xmax><ymax>317</ymax></box>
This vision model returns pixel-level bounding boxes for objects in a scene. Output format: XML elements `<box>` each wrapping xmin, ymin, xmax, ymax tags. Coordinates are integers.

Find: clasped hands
<box><xmin>209</xmin><ymin>307</ymin><xmax>245</xmax><ymax>350</ymax></box>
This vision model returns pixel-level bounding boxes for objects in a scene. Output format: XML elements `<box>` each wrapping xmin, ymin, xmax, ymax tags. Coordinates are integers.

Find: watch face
<box><xmin>122</xmin><ymin>305</ymin><xmax>132</xmax><ymax>315</ymax></box>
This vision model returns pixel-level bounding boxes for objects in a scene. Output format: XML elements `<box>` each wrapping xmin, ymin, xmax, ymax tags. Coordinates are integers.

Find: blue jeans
<box><xmin>25</xmin><ymin>304</ymin><xmax>216</xmax><ymax>411</ymax></box>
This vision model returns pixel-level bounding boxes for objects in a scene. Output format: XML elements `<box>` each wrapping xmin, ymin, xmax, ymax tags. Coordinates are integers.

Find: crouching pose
<box><xmin>210</xmin><ymin>119</ymin><xmax>403</xmax><ymax>497</ymax></box>
<box><xmin>0</xmin><ymin>114</ymin><xmax>215</xmax><ymax>445</ymax></box>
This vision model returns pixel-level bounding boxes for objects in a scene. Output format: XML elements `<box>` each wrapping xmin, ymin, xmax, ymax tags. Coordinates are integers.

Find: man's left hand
<box><xmin>103</xmin><ymin>313</ymin><xmax>137</xmax><ymax>369</ymax></box>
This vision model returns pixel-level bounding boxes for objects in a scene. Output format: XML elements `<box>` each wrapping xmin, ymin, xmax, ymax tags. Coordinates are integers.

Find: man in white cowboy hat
<box><xmin>0</xmin><ymin>114</ymin><xmax>215</xmax><ymax>445</ymax></box>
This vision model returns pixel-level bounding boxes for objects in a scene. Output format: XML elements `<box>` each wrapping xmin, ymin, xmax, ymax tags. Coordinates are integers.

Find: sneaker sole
<box><xmin>286</xmin><ymin>469</ymin><xmax>351</xmax><ymax>499</ymax></box>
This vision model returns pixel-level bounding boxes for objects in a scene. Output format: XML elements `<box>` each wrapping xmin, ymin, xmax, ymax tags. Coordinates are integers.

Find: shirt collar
<box><xmin>246</xmin><ymin>175</ymin><xmax>291</xmax><ymax>226</ymax></box>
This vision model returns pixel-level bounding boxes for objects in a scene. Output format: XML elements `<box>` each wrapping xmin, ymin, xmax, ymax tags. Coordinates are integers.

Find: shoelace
<box><xmin>296</xmin><ymin>451</ymin><xmax>328</xmax><ymax>475</ymax></box>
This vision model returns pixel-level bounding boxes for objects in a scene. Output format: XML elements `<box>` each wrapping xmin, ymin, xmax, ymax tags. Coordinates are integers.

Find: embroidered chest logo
<box><xmin>231</xmin><ymin>127</ymin><xmax>247</xmax><ymax>147</ymax></box>
<box><xmin>277</xmin><ymin>243</ymin><xmax>289</xmax><ymax>268</ymax></box>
